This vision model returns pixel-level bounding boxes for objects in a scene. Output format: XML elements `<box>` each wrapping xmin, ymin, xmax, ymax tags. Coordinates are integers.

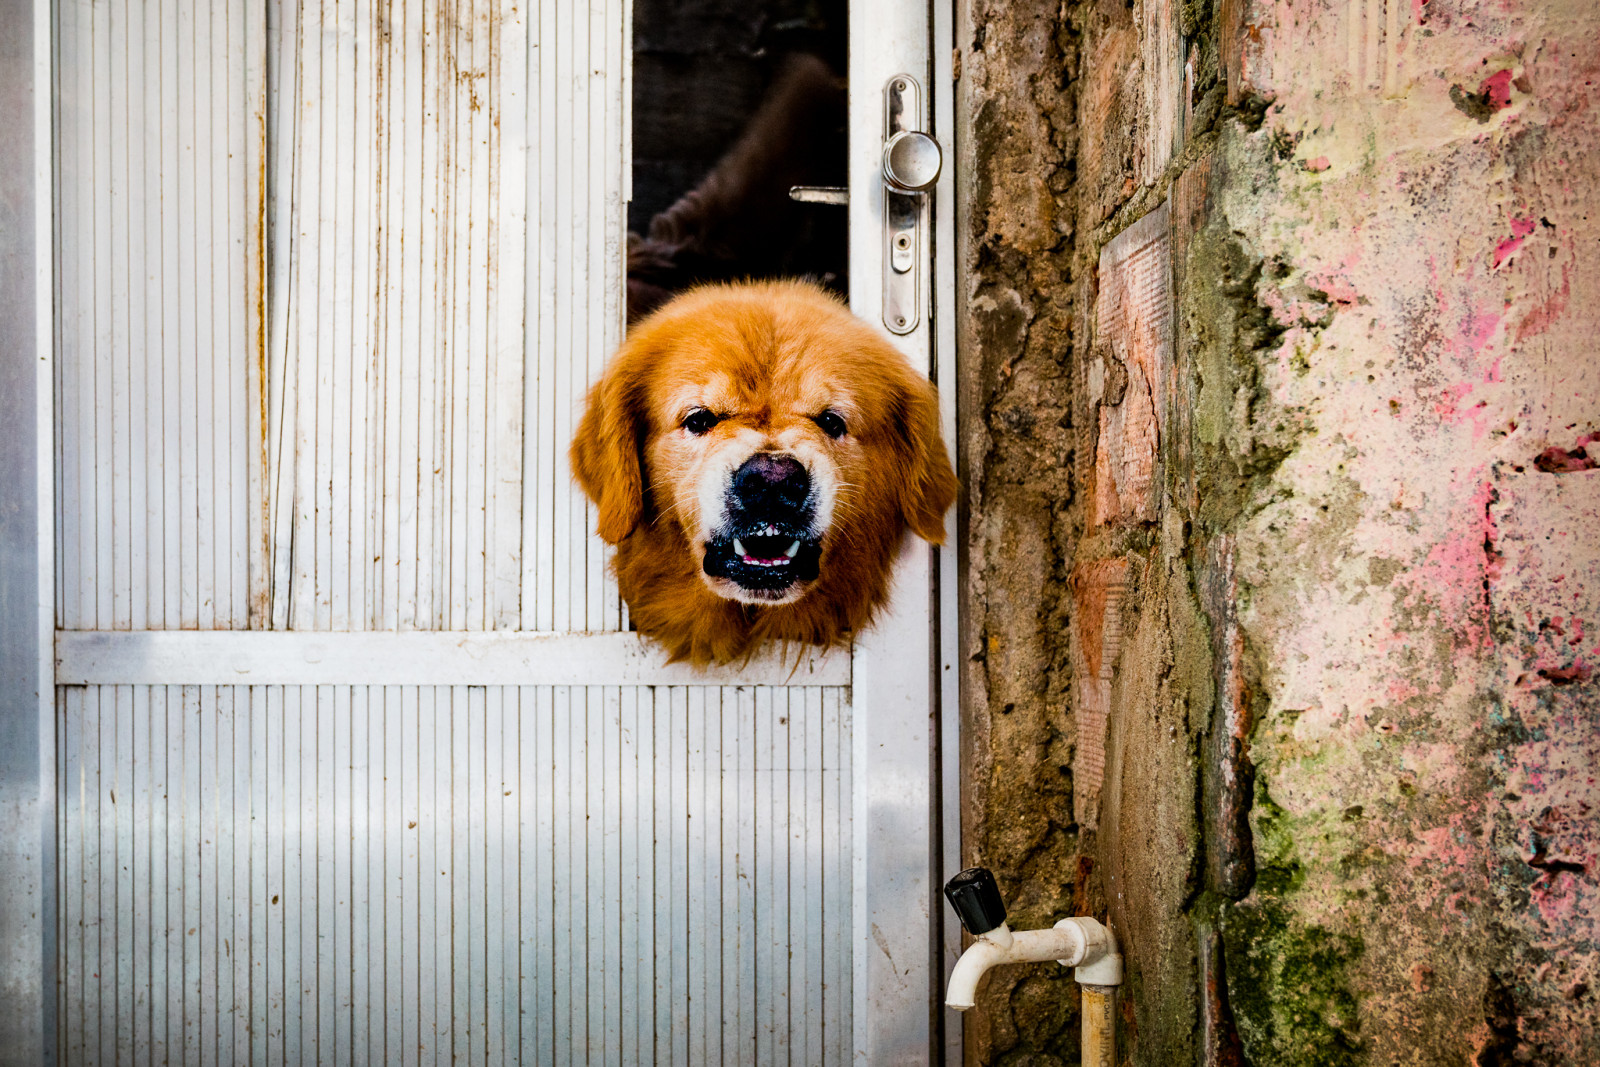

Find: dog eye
<box><xmin>813</xmin><ymin>410</ymin><xmax>847</xmax><ymax>439</ymax></box>
<box><xmin>682</xmin><ymin>408</ymin><xmax>721</xmax><ymax>435</ymax></box>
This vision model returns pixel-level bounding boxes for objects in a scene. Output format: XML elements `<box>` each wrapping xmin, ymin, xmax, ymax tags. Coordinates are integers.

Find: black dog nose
<box><xmin>730</xmin><ymin>453</ymin><xmax>810</xmax><ymax>512</ymax></box>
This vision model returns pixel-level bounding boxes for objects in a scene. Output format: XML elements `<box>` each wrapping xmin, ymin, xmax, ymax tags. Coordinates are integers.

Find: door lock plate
<box><xmin>882</xmin><ymin>75</ymin><xmax>938</xmax><ymax>335</ymax></box>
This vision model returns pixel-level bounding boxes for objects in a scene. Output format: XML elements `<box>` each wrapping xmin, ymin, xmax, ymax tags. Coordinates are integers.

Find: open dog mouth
<box><xmin>702</xmin><ymin>524</ymin><xmax>823</xmax><ymax>597</ymax></box>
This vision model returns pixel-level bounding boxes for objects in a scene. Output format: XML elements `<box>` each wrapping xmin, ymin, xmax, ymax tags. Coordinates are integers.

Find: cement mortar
<box><xmin>956</xmin><ymin>0</ymin><xmax>1086</xmax><ymax>1061</ymax></box>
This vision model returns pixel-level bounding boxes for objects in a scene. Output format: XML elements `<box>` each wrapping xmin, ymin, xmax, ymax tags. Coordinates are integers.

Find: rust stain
<box><xmin>1199</xmin><ymin>921</ymin><xmax>1248</xmax><ymax>1067</ymax></box>
<box><xmin>1200</xmin><ymin>533</ymin><xmax>1254</xmax><ymax>899</ymax></box>
<box><xmin>1533</xmin><ymin>444</ymin><xmax>1597</xmax><ymax>473</ymax></box>
<box><xmin>457</xmin><ymin>68</ymin><xmax>486</xmax><ymax>112</ymax></box>
<box><xmin>248</xmin><ymin>89</ymin><xmax>271</xmax><ymax>630</ymax></box>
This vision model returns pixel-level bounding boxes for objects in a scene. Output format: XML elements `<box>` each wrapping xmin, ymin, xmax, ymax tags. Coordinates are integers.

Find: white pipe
<box><xmin>946</xmin><ymin>916</ymin><xmax>1123</xmax><ymax>1064</ymax></box>
<box><xmin>1066</xmin><ymin>919</ymin><xmax>1121</xmax><ymax>1065</ymax></box>
<box><xmin>945</xmin><ymin>918</ymin><xmax>1109</xmax><ymax>1011</ymax></box>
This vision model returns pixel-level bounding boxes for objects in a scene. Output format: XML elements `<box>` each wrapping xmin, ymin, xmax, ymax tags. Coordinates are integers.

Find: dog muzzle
<box><xmin>701</xmin><ymin>453</ymin><xmax>824</xmax><ymax>598</ymax></box>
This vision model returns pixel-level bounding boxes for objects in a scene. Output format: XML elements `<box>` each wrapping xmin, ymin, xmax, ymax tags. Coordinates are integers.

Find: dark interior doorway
<box><xmin>627</xmin><ymin>0</ymin><xmax>849</xmax><ymax>322</ymax></box>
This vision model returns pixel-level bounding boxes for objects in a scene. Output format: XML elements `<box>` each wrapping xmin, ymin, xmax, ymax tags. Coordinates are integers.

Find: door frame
<box><xmin>847</xmin><ymin>0</ymin><xmax>962</xmax><ymax>1061</ymax></box>
<box><xmin>0</xmin><ymin>0</ymin><xmax>57</xmax><ymax>1061</ymax></box>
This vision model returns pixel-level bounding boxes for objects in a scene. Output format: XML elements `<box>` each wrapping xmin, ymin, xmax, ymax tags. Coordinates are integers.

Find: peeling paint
<box><xmin>1209</xmin><ymin>0</ymin><xmax>1600</xmax><ymax>1061</ymax></box>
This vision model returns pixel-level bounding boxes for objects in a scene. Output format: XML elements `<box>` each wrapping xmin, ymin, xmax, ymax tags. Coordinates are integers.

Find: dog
<box><xmin>571</xmin><ymin>281</ymin><xmax>956</xmax><ymax>665</ymax></box>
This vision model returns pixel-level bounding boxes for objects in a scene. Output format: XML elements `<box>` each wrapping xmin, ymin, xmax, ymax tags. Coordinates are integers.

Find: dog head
<box><xmin>572</xmin><ymin>281</ymin><xmax>955</xmax><ymax>612</ymax></box>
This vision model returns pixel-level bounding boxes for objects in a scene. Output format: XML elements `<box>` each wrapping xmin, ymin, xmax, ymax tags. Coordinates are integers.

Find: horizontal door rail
<box><xmin>56</xmin><ymin>630</ymin><xmax>851</xmax><ymax>688</ymax></box>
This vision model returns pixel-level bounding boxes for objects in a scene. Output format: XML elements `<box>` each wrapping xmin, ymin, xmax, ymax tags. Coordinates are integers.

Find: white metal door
<box><xmin>27</xmin><ymin>0</ymin><xmax>955</xmax><ymax>1063</ymax></box>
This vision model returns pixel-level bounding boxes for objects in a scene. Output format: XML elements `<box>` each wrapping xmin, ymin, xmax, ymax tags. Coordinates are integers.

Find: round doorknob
<box><xmin>882</xmin><ymin>130</ymin><xmax>942</xmax><ymax>192</ymax></box>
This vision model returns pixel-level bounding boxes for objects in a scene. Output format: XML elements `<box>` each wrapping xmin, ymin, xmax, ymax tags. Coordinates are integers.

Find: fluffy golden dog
<box><xmin>571</xmin><ymin>281</ymin><xmax>956</xmax><ymax>665</ymax></box>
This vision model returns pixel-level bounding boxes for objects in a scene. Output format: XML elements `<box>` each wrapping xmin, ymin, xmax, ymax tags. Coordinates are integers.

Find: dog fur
<box><xmin>571</xmin><ymin>281</ymin><xmax>956</xmax><ymax>665</ymax></box>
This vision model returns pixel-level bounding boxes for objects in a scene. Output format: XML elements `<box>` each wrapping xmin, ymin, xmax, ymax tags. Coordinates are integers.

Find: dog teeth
<box><xmin>763</xmin><ymin>524</ymin><xmax>779</xmax><ymax>536</ymax></box>
<box><xmin>731</xmin><ymin>535</ymin><xmax>801</xmax><ymax>565</ymax></box>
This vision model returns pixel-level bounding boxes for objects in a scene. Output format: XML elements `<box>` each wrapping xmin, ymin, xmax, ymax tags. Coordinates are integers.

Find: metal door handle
<box><xmin>883</xmin><ymin>130</ymin><xmax>941</xmax><ymax>192</ymax></box>
<box><xmin>882</xmin><ymin>75</ymin><xmax>938</xmax><ymax>335</ymax></box>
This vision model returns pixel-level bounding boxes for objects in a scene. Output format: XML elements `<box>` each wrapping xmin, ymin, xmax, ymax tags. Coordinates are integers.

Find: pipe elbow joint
<box><xmin>1056</xmin><ymin>916</ymin><xmax>1123</xmax><ymax>986</ymax></box>
<box><xmin>945</xmin><ymin>923</ymin><xmax>1013</xmax><ymax>1012</ymax></box>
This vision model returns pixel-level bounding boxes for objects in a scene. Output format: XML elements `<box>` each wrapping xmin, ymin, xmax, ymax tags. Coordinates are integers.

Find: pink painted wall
<box><xmin>1225</xmin><ymin>0</ymin><xmax>1599</xmax><ymax>1057</ymax></box>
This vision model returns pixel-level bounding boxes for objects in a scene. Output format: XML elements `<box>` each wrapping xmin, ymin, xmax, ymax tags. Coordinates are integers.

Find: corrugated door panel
<box><xmin>58</xmin><ymin>684</ymin><xmax>253</xmax><ymax>1065</ymax></box>
<box><xmin>53</xmin><ymin>0</ymin><xmax>859</xmax><ymax>1061</ymax></box>
<box><xmin>57</xmin><ymin>685</ymin><xmax>853</xmax><ymax>1065</ymax></box>
<box><xmin>53</xmin><ymin>0</ymin><xmax>255</xmax><ymax>632</ymax></box>
<box><xmin>263</xmin><ymin>0</ymin><xmax>626</xmax><ymax>634</ymax></box>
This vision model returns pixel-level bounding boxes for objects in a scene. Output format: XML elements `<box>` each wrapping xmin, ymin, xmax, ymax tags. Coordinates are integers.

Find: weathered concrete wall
<box><xmin>956</xmin><ymin>0</ymin><xmax>1086</xmax><ymax>1060</ymax></box>
<box><xmin>957</xmin><ymin>0</ymin><xmax>1600</xmax><ymax>1063</ymax></box>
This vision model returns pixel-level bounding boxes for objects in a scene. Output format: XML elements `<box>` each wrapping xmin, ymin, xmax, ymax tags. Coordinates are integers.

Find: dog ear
<box><xmin>571</xmin><ymin>346</ymin><xmax>649</xmax><ymax>544</ymax></box>
<box><xmin>890</xmin><ymin>370</ymin><xmax>958</xmax><ymax>545</ymax></box>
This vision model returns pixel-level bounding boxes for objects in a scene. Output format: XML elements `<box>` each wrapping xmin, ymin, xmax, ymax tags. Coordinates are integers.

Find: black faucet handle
<box><xmin>944</xmin><ymin>867</ymin><xmax>1007</xmax><ymax>936</ymax></box>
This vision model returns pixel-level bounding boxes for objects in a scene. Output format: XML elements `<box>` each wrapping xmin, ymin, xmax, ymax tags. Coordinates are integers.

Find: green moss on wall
<box><xmin>1224</xmin><ymin>898</ymin><xmax>1364</xmax><ymax>1066</ymax></box>
<box><xmin>1222</xmin><ymin>782</ymin><xmax>1364</xmax><ymax>1066</ymax></box>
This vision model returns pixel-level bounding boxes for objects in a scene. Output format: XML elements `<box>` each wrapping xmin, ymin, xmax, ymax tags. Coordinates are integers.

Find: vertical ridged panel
<box><xmin>524</xmin><ymin>0</ymin><xmax>627</xmax><ymax>633</ymax></box>
<box><xmin>265</xmin><ymin>0</ymin><xmax>623</xmax><ymax>633</ymax></box>
<box><xmin>59</xmin><ymin>685</ymin><xmax>853</xmax><ymax>1064</ymax></box>
<box><xmin>53</xmin><ymin>0</ymin><xmax>256</xmax><ymax>632</ymax></box>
